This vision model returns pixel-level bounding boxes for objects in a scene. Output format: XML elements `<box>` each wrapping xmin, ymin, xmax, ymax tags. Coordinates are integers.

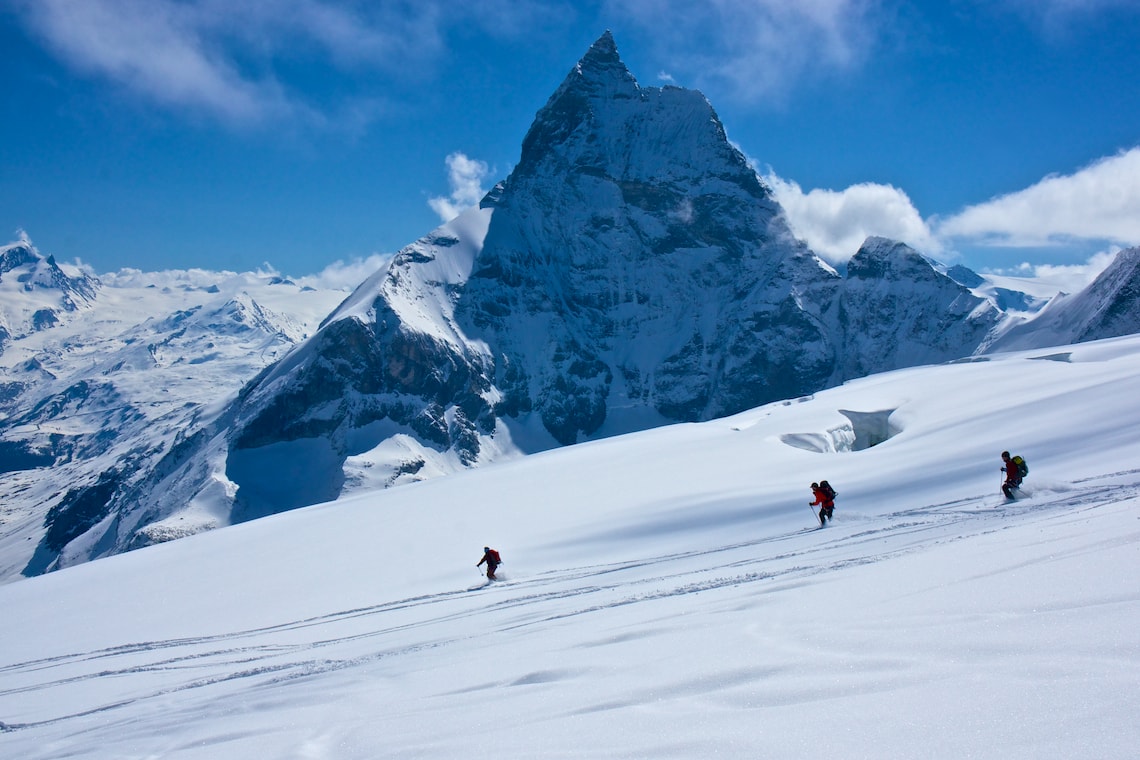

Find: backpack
<box><xmin>1012</xmin><ymin>456</ymin><xmax>1028</xmax><ymax>478</ymax></box>
<box><xmin>820</xmin><ymin>481</ymin><xmax>837</xmax><ymax>500</ymax></box>
<box><xmin>488</xmin><ymin>549</ymin><xmax>501</xmax><ymax>564</ymax></box>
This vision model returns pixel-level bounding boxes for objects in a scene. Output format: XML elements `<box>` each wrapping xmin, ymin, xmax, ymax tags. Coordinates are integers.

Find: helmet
<box><xmin>484</xmin><ymin>547</ymin><xmax>491</xmax><ymax>553</ymax></box>
<box><xmin>1001</xmin><ymin>451</ymin><xmax>1010</xmax><ymax>459</ymax></box>
<box><xmin>811</xmin><ymin>482</ymin><xmax>819</xmax><ymax>488</ymax></box>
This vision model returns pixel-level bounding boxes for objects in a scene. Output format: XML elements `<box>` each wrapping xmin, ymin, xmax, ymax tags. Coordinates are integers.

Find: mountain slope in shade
<box><xmin>836</xmin><ymin>237</ymin><xmax>1000</xmax><ymax>380</ymax></box>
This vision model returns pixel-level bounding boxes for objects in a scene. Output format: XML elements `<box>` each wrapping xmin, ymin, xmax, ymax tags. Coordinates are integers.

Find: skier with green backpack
<box><xmin>1001</xmin><ymin>451</ymin><xmax>1028</xmax><ymax>499</ymax></box>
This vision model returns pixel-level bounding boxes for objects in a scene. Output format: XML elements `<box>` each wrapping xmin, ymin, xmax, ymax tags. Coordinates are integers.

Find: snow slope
<box><xmin>1</xmin><ymin>334</ymin><xmax>1138</xmax><ymax>758</ymax></box>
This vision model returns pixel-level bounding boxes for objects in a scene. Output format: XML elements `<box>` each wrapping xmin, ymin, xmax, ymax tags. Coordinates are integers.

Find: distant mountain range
<box><xmin>2</xmin><ymin>32</ymin><xmax>1138</xmax><ymax>581</ymax></box>
<box><xmin>0</xmin><ymin>250</ymin><xmax>347</xmax><ymax>579</ymax></box>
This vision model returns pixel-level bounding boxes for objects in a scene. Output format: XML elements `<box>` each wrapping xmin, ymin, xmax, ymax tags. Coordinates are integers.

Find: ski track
<box><xmin>2</xmin><ymin>471</ymin><xmax>1138</xmax><ymax>734</ymax></box>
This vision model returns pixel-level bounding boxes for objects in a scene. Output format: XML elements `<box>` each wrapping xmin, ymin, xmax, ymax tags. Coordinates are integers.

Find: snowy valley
<box><xmin>1</xmin><ymin>333</ymin><xmax>1138</xmax><ymax>758</ymax></box>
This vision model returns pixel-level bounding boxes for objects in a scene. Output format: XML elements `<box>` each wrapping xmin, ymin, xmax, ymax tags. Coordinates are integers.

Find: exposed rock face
<box><xmin>215</xmin><ymin>34</ymin><xmax>1005</xmax><ymax>522</ymax></box>
<box><xmin>460</xmin><ymin>31</ymin><xmax>835</xmax><ymax>438</ymax></box>
<box><xmin>836</xmin><ymin>237</ymin><xmax>1001</xmax><ymax>379</ymax></box>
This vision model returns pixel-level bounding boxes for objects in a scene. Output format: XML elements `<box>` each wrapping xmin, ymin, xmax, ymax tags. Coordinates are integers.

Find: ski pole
<box><xmin>807</xmin><ymin>502</ymin><xmax>821</xmax><ymax>526</ymax></box>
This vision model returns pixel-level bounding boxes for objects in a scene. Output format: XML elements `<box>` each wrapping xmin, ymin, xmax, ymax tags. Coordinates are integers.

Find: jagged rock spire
<box><xmin>562</xmin><ymin>30</ymin><xmax>639</xmax><ymax>98</ymax></box>
<box><xmin>516</xmin><ymin>31</ymin><xmax>642</xmax><ymax>175</ymax></box>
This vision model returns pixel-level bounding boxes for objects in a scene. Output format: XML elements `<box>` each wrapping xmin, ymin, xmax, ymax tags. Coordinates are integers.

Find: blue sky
<box><xmin>2</xmin><ymin>0</ymin><xmax>1139</xmax><ymax>287</ymax></box>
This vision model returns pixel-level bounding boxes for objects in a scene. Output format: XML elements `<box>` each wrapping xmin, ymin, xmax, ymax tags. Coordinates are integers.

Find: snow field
<box><xmin>2</xmin><ymin>335</ymin><xmax>1139</xmax><ymax>758</ymax></box>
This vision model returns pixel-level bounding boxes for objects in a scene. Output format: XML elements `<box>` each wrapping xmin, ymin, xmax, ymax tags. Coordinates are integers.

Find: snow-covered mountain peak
<box><xmin>848</xmin><ymin>236</ymin><xmax>941</xmax><ymax>280</ymax></box>
<box><xmin>32</xmin><ymin>33</ymin><xmax>1044</xmax><ymax>560</ymax></box>
<box><xmin>514</xmin><ymin>31</ymin><xmax>755</xmax><ymax>197</ymax></box>
<box><xmin>558</xmin><ymin>29</ymin><xmax>637</xmax><ymax>100</ymax></box>
<box><xmin>0</xmin><ymin>260</ymin><xmax>349</xmax><ymax>579</ymax></box>
<box><xmin>0</xmin><ymin>238</ymin><xmax>100</xmax><ymax>349</ymax></box>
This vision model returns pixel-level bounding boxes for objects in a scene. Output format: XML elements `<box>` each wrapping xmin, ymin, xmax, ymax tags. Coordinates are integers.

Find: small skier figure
<box><xmin>810</xmin><ymin>481</ymin><xmax>836</xmax><ymax>524</ymax></box>
<box><xmin>1001</xmin><ymin>451</ymin><xmax>1027</xmax><ymax>499</ymax></box>
<box><xmin>477</xmin><ymin>546</ymin><xmax>501</xmax><ymax>580</ymax></box>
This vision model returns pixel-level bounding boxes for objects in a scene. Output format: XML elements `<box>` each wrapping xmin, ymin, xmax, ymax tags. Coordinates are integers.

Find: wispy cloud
<box><xmin>297</xmin><ymin>254</ymin><xmax>393</xmax><ymax>291</ymax></box>
<box><xmin>428</xmin><ymin>153</ymin><xmax>492</xmax><ymax>223</ymax></box>
<box><xmin>15</xmin><ymin>0</ymin><xmax>290</xmax><ymax>125</ymax></box>
<box><xmin>977</xmin><ymin>247</ymin><xmax>1120</xmax><ymax>295</ymax></box>
<box><xmin>1021</xmin><ymin>248</ymin><xmax>1119</xmax><ymax>288</ymax></box>
<box><xmin>763</xmin><ymin>173</ymin><xmax>938</xmax><ymax>264</ymax></box>
<box><xmin>998</xmin><ymin>0</ymin><xmax>1140</xmax><ymax>35</ymax></box>
<box><xmin>609</xmin><ymin>0</ymin><xmax>880</xmax><ymax>101</ymax></box>
<box><xmin>8</xmin><ymin>0</ymin><xmax>529</xmax><ymax>128</ymax></box>
<box><xmin>935</xmin><ymin>148</ymin><xmax>1140</xmax><ymax>248</ymax></box>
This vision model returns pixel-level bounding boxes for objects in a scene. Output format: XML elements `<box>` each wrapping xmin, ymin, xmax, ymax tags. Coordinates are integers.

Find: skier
<box><xmin>810</xmin><ymin>481</ymin><xmax>836</xmax><ymax>524</ymax></box>
<box><xmin>477</xmin><ymin>546</ymin><xmax>501</xmax><ymax>580</ymax></box>
<box><xmin>1001</xmin><ymin>451</ymin><xmax>1027</xmax><ymax>499</ymax></box>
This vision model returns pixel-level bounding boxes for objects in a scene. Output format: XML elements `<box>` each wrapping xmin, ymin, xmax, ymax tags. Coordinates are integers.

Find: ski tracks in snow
<box><xmin>2</xmin><ymin>468</ymin><xmax>1139</xmax><ymax>735</ymax></box>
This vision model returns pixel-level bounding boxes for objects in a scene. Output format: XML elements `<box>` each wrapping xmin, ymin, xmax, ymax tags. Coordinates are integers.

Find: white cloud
<box><xmin>935</xmin><ymin>148</ymin><xmax>1140</xmax><ymax>248</ymax></box>
<box><xmin>763</xmin><ymin>172</ymin><xmax>938</xmax><ymax>264</ymax></box>
<box><xmin>94</xmin><ymin>255</ymin><xmax>391</xmax><ymax>291</ymax></box>
<box><xmin>609</xmin><ymin>0</ymin><xmax>879</xmax><ymax>101</ymax></box>
<box><xmin>761</xmin><ymin>147</ymin><xmax>1140</xmax><ymax>267</ymax></box>
<box><xmin>10</xmin><ymin>0</ymin><xmax>540</xmax><ymax>127</ymax></box>
<box><xmin>297</xmin><ymin>254</ymin><xmax>393</xmax><ymax>291</ymax></box>
<box><xmin>18</xmin><ymin>0</ymin><xmax>295</xmax><ymax>125</ymax></box>
<box><xmin>1032</xmin><ymin>249</ymin><xmax>1118</xmax><ymax>282</ymax></box>
<box><xmin>980</xmin><ymin>247</ymin><xmax>1120</xmax><ymax>295</ymax></box>
<box><xmin>428</xmin><ymin>153</ymin><xmax>492</xmax><ymax>223</ymax></box>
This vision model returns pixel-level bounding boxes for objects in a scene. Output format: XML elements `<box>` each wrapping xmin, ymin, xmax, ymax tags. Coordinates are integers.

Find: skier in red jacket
<box><xmin>1001</xmin><ymin>451</ymin><xmax>1026</xmax><ymax>499</ymax></box>
<box><xmin>477</xmin><ymin>546</ymin><xmax>501</xmax><ymax>580</ymax></box>
<box><xmin>810</xmin><ymin>481</ymin><xmax>836</xmax><ymax>524</ymax></box>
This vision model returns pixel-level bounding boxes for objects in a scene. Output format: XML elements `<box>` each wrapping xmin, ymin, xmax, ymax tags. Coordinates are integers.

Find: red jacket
<box><xmin>1004</xmin><ymin>457</ymin><xmax>1022</xmax><ymax>485</ymax></box>
<box><xmin>811</xmin><ymin>486</ymin><xmax>834</xmax><ymax>508</ymax></box>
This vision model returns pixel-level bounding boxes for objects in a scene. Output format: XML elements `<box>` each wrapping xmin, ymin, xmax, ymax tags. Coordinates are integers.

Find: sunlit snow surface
<box><xmin>2</xmin><ymin>335</ymin><xmax>1139</xmax><ymax>758</ymax></box>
